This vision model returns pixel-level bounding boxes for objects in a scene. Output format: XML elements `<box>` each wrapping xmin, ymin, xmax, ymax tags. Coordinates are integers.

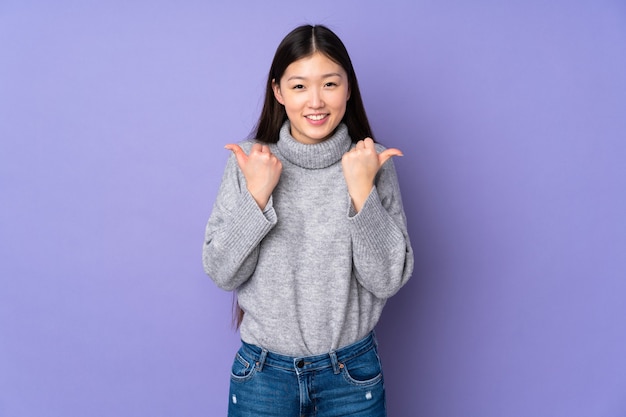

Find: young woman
<box><xmin>203</xmin><ymin>24</ymin><xmax>414</xmax><ymax>417</ymax></box>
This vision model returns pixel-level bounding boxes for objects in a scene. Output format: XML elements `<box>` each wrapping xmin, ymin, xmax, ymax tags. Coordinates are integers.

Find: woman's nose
<box><xmin>308</xmin><ymin>89</ymin><xmax>324</xmax><ymax>108</ymax></box>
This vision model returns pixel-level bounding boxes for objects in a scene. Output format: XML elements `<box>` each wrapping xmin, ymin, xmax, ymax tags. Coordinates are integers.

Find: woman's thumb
<box><xmin>225</xmin><ymin>144</ymin><xmax>248</xmax><ymax>167</ymax></box>
<box><xmin>378</xmin><ymin>148</ymin><xmax>403</xmax><ymax>166</ymax></box>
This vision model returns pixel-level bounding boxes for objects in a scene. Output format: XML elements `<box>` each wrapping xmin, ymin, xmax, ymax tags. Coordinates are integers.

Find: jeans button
<box><xmin>297</xmin><ymin>360</ymin><xmax>304</xmax><ymax>368</ymax></box>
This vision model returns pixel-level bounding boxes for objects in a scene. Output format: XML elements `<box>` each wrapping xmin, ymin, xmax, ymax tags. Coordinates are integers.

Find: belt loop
<box><xmin>256</xmin><ymin>348</ymin><xmax>268</xmax><ymax>372</ymax></box>
<box><xmin>329</xmin><ymin>350</ymin><xmax>341</xmax><ymax>374</ymax></box>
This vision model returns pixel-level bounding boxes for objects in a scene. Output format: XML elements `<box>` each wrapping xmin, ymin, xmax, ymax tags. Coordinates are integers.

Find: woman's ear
<box><xmin>272</xmin><ymin>79</ymin><xmax>285</xmax><ymax>105</ymax></box>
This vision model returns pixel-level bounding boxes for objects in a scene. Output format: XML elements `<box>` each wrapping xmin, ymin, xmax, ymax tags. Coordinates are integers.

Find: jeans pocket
<box><xmin>341</xmin><ymin>346</ymin><xmax>383</xmax><ymax>387</ymax></box>
<box><xmin>230</xmin><ymin>351</ymin><xmax>257</xmax><ymax>382</ymax></box>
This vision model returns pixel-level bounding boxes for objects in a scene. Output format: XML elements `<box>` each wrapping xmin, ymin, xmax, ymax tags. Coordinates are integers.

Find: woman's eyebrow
<box><xmin>286</xmin><ymin>73</ymin><xmax>344</xmax><ymax>81</ymax></box>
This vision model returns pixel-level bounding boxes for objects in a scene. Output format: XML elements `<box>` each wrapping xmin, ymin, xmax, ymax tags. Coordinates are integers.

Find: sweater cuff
<box><xmin>221</xmin><ymin>190</ymin><xmax>277</xmax><ymax>256</ymax></box>
<box><xmin>349</xmin><ymin>186</ymin><xmax>403</xmax><ymax>252</ymax></box>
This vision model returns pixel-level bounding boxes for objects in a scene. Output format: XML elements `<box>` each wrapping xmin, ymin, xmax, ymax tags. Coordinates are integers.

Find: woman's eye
<box><xmin>325</xmin><ymin>82</ymin><xmax>337</xmax><ymax>87</ymax></box>
<box><xmin>292</xmin><ymin>84</ymin><xmax>304</xmax><ymax>90</ymax></box>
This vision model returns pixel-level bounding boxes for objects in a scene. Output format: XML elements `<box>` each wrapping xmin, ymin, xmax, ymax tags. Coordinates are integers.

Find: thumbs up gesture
<box><xmin>341</xmin><ymin>138</ymin><xmax>403</xmax><ymax>213</ymax></box>
<box><xmin>225</xmin><ymin>143</ymin><xmax>283</xmax><ymax>209</ymax></box>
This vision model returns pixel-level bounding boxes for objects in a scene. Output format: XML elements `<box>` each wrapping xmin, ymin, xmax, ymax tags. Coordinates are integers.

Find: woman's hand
<box><xmin>341</xmin><ymin>138</ymin><xmax>403</xmax><ymax>213</ymax></box>
<box><xmin>225</xmin><ymin>143</ymin><xmax>283</xmax><ymax>209</ymax></box>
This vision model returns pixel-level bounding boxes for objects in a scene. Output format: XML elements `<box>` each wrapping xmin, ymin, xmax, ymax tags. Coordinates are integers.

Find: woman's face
<box><xmin>273</xmin><ymin>52</ymin><xmax>350</xmax><ymax>144</ymax></box>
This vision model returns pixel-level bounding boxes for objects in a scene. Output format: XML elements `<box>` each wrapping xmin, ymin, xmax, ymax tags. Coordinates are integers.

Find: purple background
<box><xmin>1</xmin><ymin>1</ymin><xmax>625</xmax><ymax>416</ymax></box>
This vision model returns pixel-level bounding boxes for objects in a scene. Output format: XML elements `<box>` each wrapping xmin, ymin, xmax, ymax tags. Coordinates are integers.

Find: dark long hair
<box><xmin>235</xmin><ymin>25</ymin><xmax>374</xmax><ymax>329</ymax></box>
<box><xmin>254</xmin><ymin>24</ymin><xmax>374</xmax><ymax>143</ymax></box>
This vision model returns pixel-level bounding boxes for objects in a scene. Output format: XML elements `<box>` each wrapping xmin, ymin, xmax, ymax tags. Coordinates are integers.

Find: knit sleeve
<box><xmin>348</xmin><ymin>156</ymin><xmax>414</xmax><ymax>299</ymax></box>
<box><xmin>202</xmin><ymin>149</ymin><xmax>277</xmax><ymax>291</ymax></box>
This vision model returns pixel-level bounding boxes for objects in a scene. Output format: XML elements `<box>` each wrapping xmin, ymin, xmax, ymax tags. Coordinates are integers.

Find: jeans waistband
<box><xmin>240</xmin><ymin>332</ymin><xmax>377</xmax><ymax>374</ymax></box>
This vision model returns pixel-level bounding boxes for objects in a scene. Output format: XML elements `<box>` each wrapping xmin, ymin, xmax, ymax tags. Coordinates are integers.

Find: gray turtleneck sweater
<box><xmin>203</xmin><ymin>122</ymin><xmax>413</xmax><ymax>356</ymax></box>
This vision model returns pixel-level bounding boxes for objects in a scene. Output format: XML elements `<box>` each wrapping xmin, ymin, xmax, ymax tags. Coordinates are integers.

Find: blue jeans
<box><xmin>228</xmin><ymin>332</ymin><xmax>387</xmax><ymax>416</ymax></box>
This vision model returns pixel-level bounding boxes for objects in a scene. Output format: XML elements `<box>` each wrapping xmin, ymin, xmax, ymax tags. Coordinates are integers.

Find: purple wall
<box><xmin>1</xmin><ymin>1</ymin><xmax>625</xmax><ymax>416</ymax></box>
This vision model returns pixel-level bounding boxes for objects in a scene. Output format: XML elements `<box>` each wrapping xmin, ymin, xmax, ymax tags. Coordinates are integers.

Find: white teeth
<box><xmin>306</xmin><ymin>114</ymin><xmax>326</xmax><ymax>121</ymax></box>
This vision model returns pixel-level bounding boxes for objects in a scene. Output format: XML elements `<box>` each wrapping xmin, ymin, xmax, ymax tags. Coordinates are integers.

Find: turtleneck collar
<box><xmin>276</xmin><ymin>121</ymin><xmax>352</xmax><ymax>169</ymax></box>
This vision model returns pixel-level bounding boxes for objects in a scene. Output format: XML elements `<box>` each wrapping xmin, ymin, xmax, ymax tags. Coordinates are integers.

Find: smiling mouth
<box><xmin>305</xmin><ymin>114</ymin><xmax>328</xmax><ymax>121</ymax></box>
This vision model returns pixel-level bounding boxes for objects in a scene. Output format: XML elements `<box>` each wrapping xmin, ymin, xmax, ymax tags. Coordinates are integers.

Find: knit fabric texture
<box><xmin>203</xmin><ymin>121</ymin><xmax>414</xmax><ymax>356</ymax></box>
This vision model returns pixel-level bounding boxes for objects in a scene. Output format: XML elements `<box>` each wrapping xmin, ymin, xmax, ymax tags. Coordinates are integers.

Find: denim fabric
<box><xmin>227</xmin><ymin>332</ymin><xmax>386</xmax><ymax>417</ymax></box>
